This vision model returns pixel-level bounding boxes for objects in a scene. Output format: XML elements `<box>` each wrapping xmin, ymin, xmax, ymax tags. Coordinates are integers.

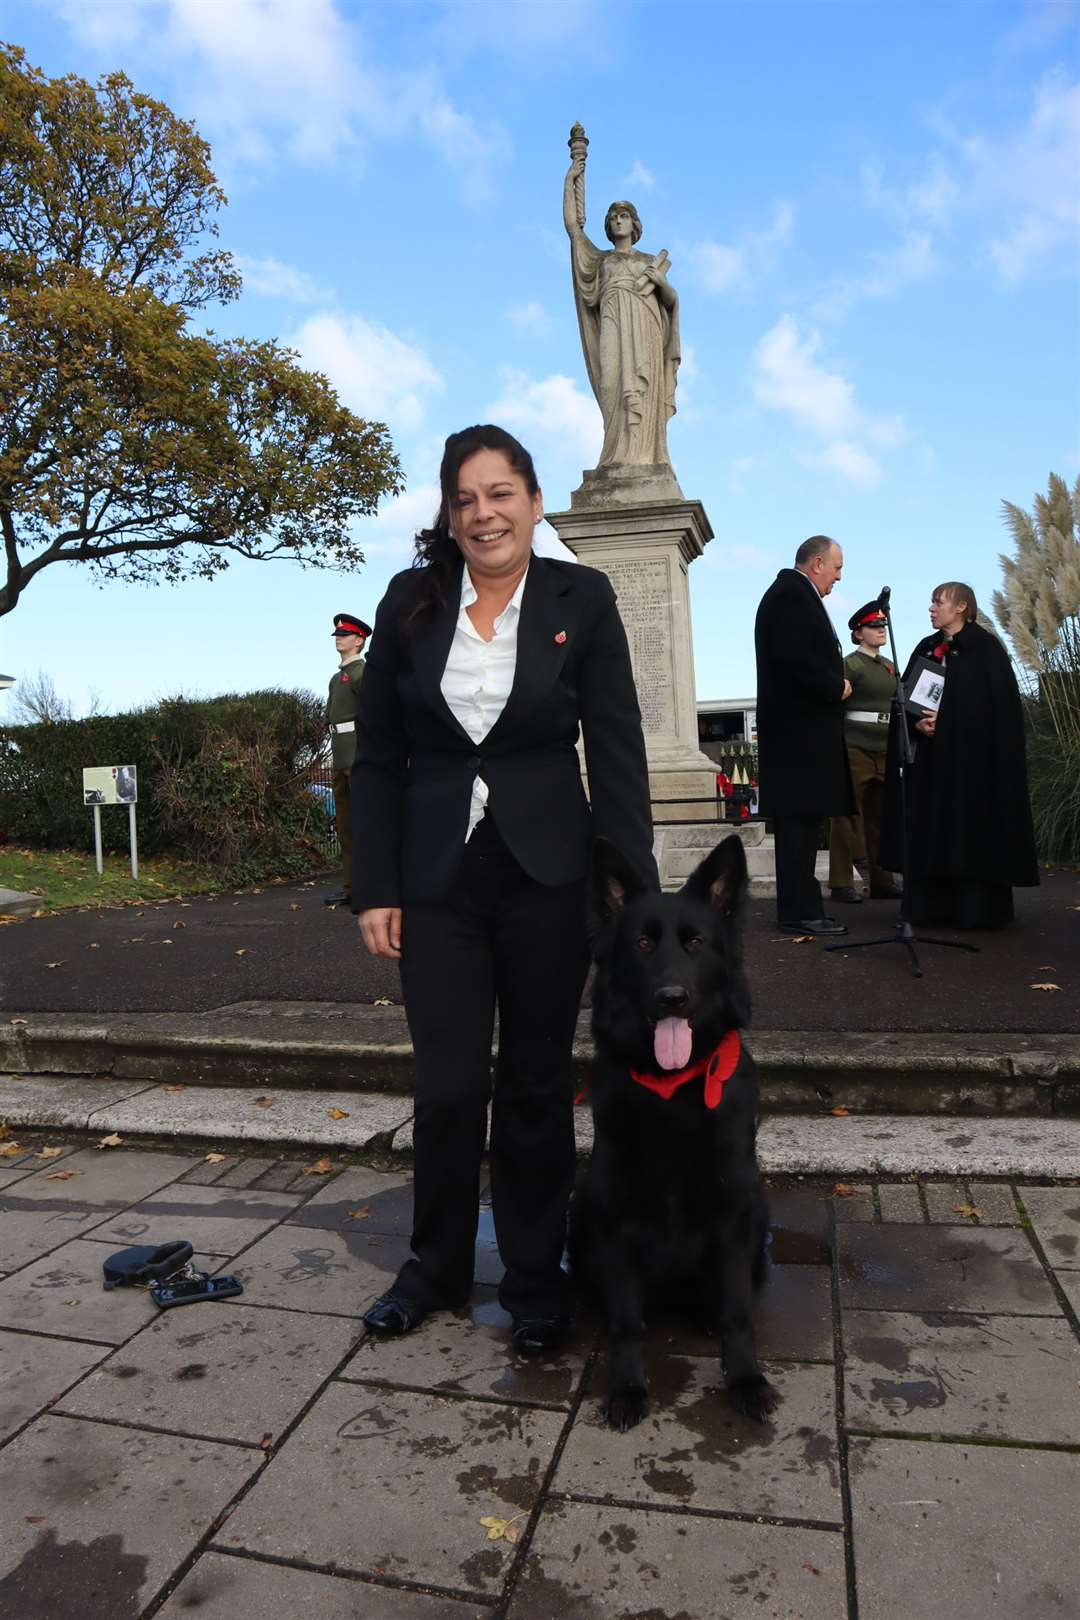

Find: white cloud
<box><xmin>506</xmin><ymin>301</ymin><xmax>554</xmax><ymax>335</ymax></box>
<box><xmin>484</xmin><ymin>369</ymin><xmax>603</xmax><ymax>471</ymax></box>
<box><xmin>814</xmin><ymin>229</ymin><xmax>936</xmax><ymax>321</ymax></box>
<box><xmin>752</xmin><ymin>315</ymin><xmax>906</xmax><ymax>488</ymax></box>
<box><xmin>980</xmin><ymin>70</ymin><xmax>1080</xmax><ymax>282</ymax></box>
<box><xmin>288</xmin><ymin>312</ymin><xmax>444</xmax><ymax>434</ymax></box>
<box><xmin>691</xmin><ymin>200</ymin><xmax>794</xmax><ymax>294</ymax></box>
<box><xmin>235</xmin><ymin>256</ymin><xmax>330</xmax><ymax>303</ymax></box>
<box><xmin>359</xmin><ymin>481</ymin><xmax>440</xmax><ymax>561</ymax></box>
<box><xmin>54</xmin><ymin>0</ymin><xmax>508</xmax><ymax>198</ymax></box>
<box><xmin>622</xmin><ymin>159</ymin><xmax>656</xmax><ymax>194</ymax></box>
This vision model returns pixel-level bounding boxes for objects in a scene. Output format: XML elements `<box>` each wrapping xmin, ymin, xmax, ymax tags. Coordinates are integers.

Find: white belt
<box><xmin>847</xmin><ymin>710</ymin><xmax>889</xmax><ymax>724</ymax></box>
<box><xmin>330</xmin><ymin>721</ymin><xmax>355</xmax><ymax>734</ymax></box>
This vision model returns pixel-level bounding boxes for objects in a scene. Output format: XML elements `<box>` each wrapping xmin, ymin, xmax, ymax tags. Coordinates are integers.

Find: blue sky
<box><xmin>1</xmin><ymin>0</ymin><xmax>1077</xmax><ymax>718</ymax></box>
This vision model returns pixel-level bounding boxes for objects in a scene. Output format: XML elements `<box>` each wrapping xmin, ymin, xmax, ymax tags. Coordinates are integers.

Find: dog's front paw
<box><xmin>605</xmin><ymin>1385</ymin><xmax>648</xmax><ymax>1432</ymax></box>
<box><xmin>727</xmin><ymin>1374</ymin><xmax>781</xmax><ymax>1424</ymax></box>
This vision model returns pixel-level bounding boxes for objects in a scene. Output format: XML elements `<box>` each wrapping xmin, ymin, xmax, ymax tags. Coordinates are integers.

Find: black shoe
<box><xmin>324</xmin><ymin>890</ymin><xmax>351</xmax><ymax>907</ymax></box>
<box><xmin>829</xmin><ymin>886</ymin><xmax>863</xmax><ymax>904</ymax></box>
<box><xmin>363</xmin><ymin>1289</ymin><xmax>426</xmax><ymax>1337</ymax></box>
<box><xmin>511</xmin><ymin>1314</ymin><xmax>573</xmax><ymax>1358</ymax></box>
<box><xmin>777</xmin><ymin>917</ymin><xmax>849</xmax><ymax>936</ymax></box>
<box><xmin>870</xmin><ymin>885</ymin><xmax>902</xmax><ymax>900</ymax></box>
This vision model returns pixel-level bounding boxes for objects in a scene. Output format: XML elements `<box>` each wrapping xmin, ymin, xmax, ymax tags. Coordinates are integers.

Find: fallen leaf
<box><xmin>9</xmin><ymin>1018</ymin><xmax>27</xmax><ymax>1026</ymax></box>
<box><xmin>97</xmin><ymin>1133</ymin><xmax>123</xmax><ymax>1149</ymax></box>
<box><xmin>173</xmin><ymin>920</ymin><xmax>186</xmax><ymax>929</ymax></box>
<box><xmin>235</xmin><ymin>948</ymin><xmax>248</xmax><ymax>957</ymax></box>
<box><xmin>830</xmin><ymin>1107</ymin><xmax>850</xmax><ymax>1117</ymax></box>
<box><xmin>803</xmin><ymin>1561</ymin><xmax>821</xmax><ymax>1576</ymax></box>
<box><xmin>1030</xmin><ymin>983</ymin><xmax>1061</xmax><ymax>992</ymax></box>
<box><xmin>46</xmin><ymin>1169</ymin><xmax>81</xmax><ymax>1181</ymax></box>
<box><xmin>32</xmin><ymin>907</ymin><xmax>47</xmax><ymax>917</ymax></box>
<box><xmin>289</xmin><ymin>903</ymin><xmax>301</xmax><ymax>911</ymax></box>
<box><xmin>347</xmin><ymin>1206</ymin><xmax>371</xmax><ymax>1220</ymax></box>
<box><xmin>479</xmin><ymin>1513</ymin><xmax>524</xmax><ymax>1544</ymax></box>
<box><xmin>36</xmin><ymin>1146</ymin><xmax>64</xmax><ymax>1159</ymax></box>
<box><xmin>952</xmin><ymin>1203</ymin><xmax>980</xmax><ymax>1219</ymax></box>
<box><xmin>162</xmin><ymin>1084</ymin><xmax>186</xmax><ymax>1093</ymax></box>
<box><xmin>205</xmin><ymin>1153</ymin><xmax>228</xmax><ymax>1164</ymax></box>
<box><xmin>791</xmin><ymin>935</ymin><xmax>815</xmax><ymax>944</ymax></box>
<box><xmin>259</xmin><ymin>1431</ymin><xmax>273</xmax><ymax>1453</ymax></box>
<box><xmin>373</xmin><ymin>997</ymin><xmax>394</xmax><ymax>1007</ymax></box>
<box><xmin>0</xmin><ymin>1142</ymin><xmax>23</xmax><ymax>1157</ymax></box>
<box><xmin>303</xmin><ymin>1157</ymin><xmax>333</xmax><ymax>1176</ymax></box>
<box><xmin>25</xmin><ymin>1515</ymin><xmax>46</xmax><ymax>1525</ymax></box>
<box><xmin>0</xmin><ymin>1121</ymin><xmax>8</xmax><ymax>1139</ymax></box>
<box><xmin>88</xmin><ymin>943</ymin><xmax>99</xmax><ymax>950</ymax></box>
<box><xmin>328</xmin><ymin>1107</ymin><xmax>349</xmax><ymax>1120</ymax></box>
<box><xmin>44</xmin><ymin>961</ymin><xmax>67</xmax><ymax>969</ymax></box>
<box><xmin>162</xmin><ymin>938</ymin><xmax>174</xmax><ymax>946</ymax></box>
<box><xmin>832</xmin><ymin>1183</ymin><xmax>858</xmax><ymax>1199</ymax></box>
<box><xmin>254</xmin><ymin>1096</ymin><xmax>275</xmax><ymax>1109</ymax></box>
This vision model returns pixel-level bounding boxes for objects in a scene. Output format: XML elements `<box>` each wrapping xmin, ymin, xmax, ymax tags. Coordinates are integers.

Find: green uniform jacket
<box><xmin>327</xmin><ymin>657</ymin><xmax>365</xmax><ymax>770</ymax></box>
<box><xmin>842</xmin><ymin>648</ymin><xmax>894</xmax><ymax>755</ymax></box>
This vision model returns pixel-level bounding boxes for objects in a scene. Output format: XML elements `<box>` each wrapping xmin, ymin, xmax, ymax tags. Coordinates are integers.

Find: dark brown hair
<box><xmin>932</xmin><ymin>581</ymin><xmax>978</xmax><ymax>622</ymax></box>
<box><xmin>406</xmin><ymin>425</ymin><xmax>540</xmax><ymax>628</ymax></box>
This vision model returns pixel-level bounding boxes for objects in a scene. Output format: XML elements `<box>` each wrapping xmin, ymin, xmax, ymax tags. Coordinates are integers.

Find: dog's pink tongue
<box><xmin>654</xmin><ymin>1017</ymin><xmax>692</xmax><ymax>1071</ymax></box>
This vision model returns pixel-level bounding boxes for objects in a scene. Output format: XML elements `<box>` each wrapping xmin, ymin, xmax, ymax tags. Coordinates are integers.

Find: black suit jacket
<box><xmin>754</xmin><ymin>568</ymin><xmax>854</xmax><ymax>820</ymax></box>
<box><xmin>350</xmin><ymin>556</ymin><xmax>657</xmax><ymax>909</ymax></box>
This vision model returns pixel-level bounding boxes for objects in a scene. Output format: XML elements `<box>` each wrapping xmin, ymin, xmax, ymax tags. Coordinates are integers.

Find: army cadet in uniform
<box><xmin>828</xmin><ymin>601</ymin><xmax>901</xmax><ymax>904</ymax></box>
<box><xmin>326</xmin><ymin>612</ymin><xmax>372</xmax><ymax>906</ymax></box>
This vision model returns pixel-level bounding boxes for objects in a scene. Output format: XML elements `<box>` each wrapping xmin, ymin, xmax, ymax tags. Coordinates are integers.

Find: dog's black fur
<box><xmin>569</xmin><ymin>835</ymin><xmax>780</xmax><ymax>1432</ymax></box>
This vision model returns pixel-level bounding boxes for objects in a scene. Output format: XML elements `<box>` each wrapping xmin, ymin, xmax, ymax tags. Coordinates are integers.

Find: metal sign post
<box><xmin>82</xmin><ymin>765</ymin><xmax>139</xmax><ymax>878</ymax></box>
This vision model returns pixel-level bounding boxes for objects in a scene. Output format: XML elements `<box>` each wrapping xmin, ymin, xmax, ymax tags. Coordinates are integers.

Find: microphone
<box><xmin>877</xmin><ymin>585</ymin><xmax>891</xmax><ymax>612</ymax></box>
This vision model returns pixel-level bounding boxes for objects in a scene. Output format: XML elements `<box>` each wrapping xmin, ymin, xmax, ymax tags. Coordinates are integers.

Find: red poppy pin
<box><xmin>554</xmin><ymin>630</ymin><xmax>567</xmax><ymax>644</ymax></box>
<box><xmin>341</xmin><ymin>672</ymin><xmax>350</xmax><ymax>682</ymax></box>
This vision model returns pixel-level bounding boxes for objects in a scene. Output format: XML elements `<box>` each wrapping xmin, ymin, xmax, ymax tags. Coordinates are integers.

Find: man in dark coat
<box><xmin>754</xmin><ymin>536</ymin><xmax>856</xmax><ymax>932</ymax></box>
<box><xmin>880</xmin><ymin>581</ymin><xmax>1038</xmax><ymax>928</ymax></box>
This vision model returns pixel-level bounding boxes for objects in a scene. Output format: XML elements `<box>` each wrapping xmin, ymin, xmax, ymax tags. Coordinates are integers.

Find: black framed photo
<box><xmin>904</xmin><ymin>656</ymin><xmax>946</xmax><ymax>716</ymax></box>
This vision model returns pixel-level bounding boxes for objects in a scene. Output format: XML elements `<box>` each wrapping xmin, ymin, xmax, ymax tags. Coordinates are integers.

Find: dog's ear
<box><xmin>592</xmin><ymin>837</ymin><xmax>647</xmax><ymax>918</ymax></box>
<box><xmin>681</xmin><ymin>834</ymin><xmax>748</xmax><ymax>916</ymax></box>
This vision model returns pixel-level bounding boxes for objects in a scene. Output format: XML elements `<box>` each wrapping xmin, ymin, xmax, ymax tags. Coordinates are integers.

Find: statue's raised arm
<box><xmin>563</xmin><ymin>123</ymin><xmax>680</xmax><ymax>474</ymax></box>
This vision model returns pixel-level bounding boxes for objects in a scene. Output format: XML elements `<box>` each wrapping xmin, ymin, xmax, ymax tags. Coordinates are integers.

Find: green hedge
<box><xmin>0</xmin><ymin>690</ymin><xmax>330</xmax><ymax>882</ymax></box>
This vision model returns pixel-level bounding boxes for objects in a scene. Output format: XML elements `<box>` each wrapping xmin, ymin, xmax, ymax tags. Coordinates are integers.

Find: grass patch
<box><xmin>0</xmin><ymin>846</ymin><xmax>225</xmax><ymax>912</ymax></box>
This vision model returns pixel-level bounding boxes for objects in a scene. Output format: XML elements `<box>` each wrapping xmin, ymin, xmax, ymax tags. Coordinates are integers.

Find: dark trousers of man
<box><xmin>773</xmin><ymin>816</ymin><xmax>824</xmax><ymax>922</ymax></box>
<box><xmin>332</xmin><ymin>769</ymin><xmax>352</xmax><ymax>897</ymax></box>
<box><xmin>396</xmin><ymin>814</ymin><xmax>590</xmax><ymax>1320</ymax></box>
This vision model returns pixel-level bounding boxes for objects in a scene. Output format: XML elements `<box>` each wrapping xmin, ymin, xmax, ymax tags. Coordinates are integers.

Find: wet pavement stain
<box><xmin>848</xmin><ymin>1334</ymin><xmax>910</xmax><ymax>1373</ymax></box>
<box><xmin>867</xmin><ymin>1376</ymin><xmax>948</xmax><ymax>1414</ymax></box>
<box><xmin>454</xmin><ymin>1458</ymin><xmax>541</xmax><ymax>1509</ymax></box>
<box><xmin>639</xmin><ymin>1463</ymin><xmax>694</xmax><ymax>1500</ymax></box>
<box><xmin>1049</xmin><ymin>1234</ymin><xmax>1077</xmax><ymax>1257</ymax></box>
<box><xmin>458</xmin><ymin>1547</ymin><xmax>504</xmax><ymax>1588</ymax></box>
<box><xmin>0</xmin><ymin>1528</ymin><xmax>149</xmax><ymax>1620</ymax></box>
<box><xmin>794</xmin><ymin>1427</ymin><xmax>840</xmax><ymax>1488</ymax></box>
<box><xmin>174</xmin><ymin>1364</ymin><xmax>208</xmax><ymax>1381</ymax></box>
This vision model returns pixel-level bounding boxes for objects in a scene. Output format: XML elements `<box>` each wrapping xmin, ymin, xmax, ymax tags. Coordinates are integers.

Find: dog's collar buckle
<box><xmin>629</xmin><ymin>1029</ymin><xmax>741</xmax><ymax>1109</ymax></box>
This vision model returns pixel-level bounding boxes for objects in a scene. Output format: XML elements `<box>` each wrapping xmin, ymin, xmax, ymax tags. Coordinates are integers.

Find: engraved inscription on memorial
<box><xmin>603</xmin><ymin>557</ymin><xmax>678</xmax><ymax>737</ymax></box>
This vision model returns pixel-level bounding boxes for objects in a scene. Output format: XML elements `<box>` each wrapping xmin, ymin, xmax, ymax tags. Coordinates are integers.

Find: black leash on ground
<box><xmin>101</xmin><ymin>1241</ymin><xmax>244</xmax><ymax>1308</ymax></box>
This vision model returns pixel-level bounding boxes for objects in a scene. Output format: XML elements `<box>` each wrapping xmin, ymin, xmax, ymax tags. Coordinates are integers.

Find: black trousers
<box><xmin>396</xmin><ymin>814</ymin><xmax>590</xmax><ymax>1319</ymax></box>
<box><xmin>773</xmin><ymin>816</ymin><xmax>824</xmax><ymax>922</ymax></box>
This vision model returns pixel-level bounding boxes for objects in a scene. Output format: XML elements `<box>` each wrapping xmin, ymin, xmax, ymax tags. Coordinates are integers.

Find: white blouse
<box><xmin>440</xmin><ymin>565</ymin><xmax>527</xmax><ymax>840</ymax></box>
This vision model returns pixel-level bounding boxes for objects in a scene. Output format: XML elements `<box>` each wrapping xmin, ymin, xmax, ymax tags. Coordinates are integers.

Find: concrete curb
<box><xmin>3</xmin><ymin>1010</ymin><xmax>1080</xmax><ymax>1114</ymax></box>
<box><xmin>3</xmin><ymin>1073</ymin><xmax>1080</xmax><ymax>1177</ymax></box>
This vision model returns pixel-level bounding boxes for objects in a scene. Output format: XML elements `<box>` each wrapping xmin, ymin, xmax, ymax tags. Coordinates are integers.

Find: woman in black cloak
<box><xmin>880</xmin><ymin>581</ymin><xmax>1038</xmax><ymax>929</ymax></box>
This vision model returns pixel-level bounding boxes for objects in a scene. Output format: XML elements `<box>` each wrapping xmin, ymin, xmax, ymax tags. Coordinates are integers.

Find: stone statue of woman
<box><xmin>563</xmin><ymin>127</ymin><xmax>680</xmax><ymax>476</ymax></box>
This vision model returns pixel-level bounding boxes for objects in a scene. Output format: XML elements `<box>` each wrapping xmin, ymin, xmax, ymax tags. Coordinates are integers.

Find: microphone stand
<box><xmin>824</xmin><ymin>595</ymin><xmax>978</xmax><ymax>978</ymax></box>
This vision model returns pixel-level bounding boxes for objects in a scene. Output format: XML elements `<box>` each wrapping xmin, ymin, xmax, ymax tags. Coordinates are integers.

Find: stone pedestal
<box><xmin>545</xmin><ymin>485</ymin><xmax>719</xmax><ymax>829</ymax></box>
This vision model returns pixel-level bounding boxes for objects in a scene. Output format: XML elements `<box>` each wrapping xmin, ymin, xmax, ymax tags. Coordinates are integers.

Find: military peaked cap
<box><xmin>332</xmin><ymin>613</ymin><xmax>372</xmax><ymax>638</ymax></box>
<box><xmin>848</xmin><ymin>601</ymin><xmax>887</xmax><ymax>632</ymax></box>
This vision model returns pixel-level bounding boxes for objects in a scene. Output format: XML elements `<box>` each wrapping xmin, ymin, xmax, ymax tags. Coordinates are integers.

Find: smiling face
<box><xmin>449</xmin><ymin>447</ymin><xmax>542</xmax><ymax>586</ymax></box>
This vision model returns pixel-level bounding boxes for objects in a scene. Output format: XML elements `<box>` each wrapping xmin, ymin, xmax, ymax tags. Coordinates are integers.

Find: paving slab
<box><xmin>877</xmin><ymin>1182</ymin><xmax>923</xmax><ymax>1223</ymax></box>
<box><xmin>0</xmin><ymin>1202</ymin><xmax>122</xmax><ymax>1271</ymax></box>
<box><xmin>767</xmin><ymin>1184</ymin><xmax>834</xmax><ymax>1263</ymax></box>
<box><xmin>89</xmin><ymin>1083</ymin><xmax>414</xmax><ymax>1149</ymax></box>
<box><xmin>1020</xmin><ymin>1185</ymin><xmax>1080</xmax><ymax>1269</ymax></box>
<box><xmin>759</xmin><ymin>1114</ymin><xmax>1080</xmax><ymax>1178</ymax></box>
<box><xmin>837</xmin><ymin>1224</ymin><xmax>1061</xmax><ymax>1314</ymax></box>
<box><xmin>159</xmin><ymin>1551</ymin><xmax>489</xmax><ymax>1617</ymax></box>
<box><xmin>0</xmin><ymin>1146</ymin><xmax>192</xmax><ymax>1213</ymax></box>
<box><xmin>228</xmin><ymin>1225</ymin><xmax>415</xmax><ymax>1317</ymax></box>
<box><xmin>844</xmin><ymin>1309</ymin><xmax>1080</xmax><ymax>1443</ymax></box>
<box><xmin>507</xmin><ymin>1499</ymin><xmax>846</xmax><ymax>1619</ymax></box>
<box><xmin>89</xmin><ymin>1182</ymin><xmax>303</xmax><ymax>1257</ymax></box>
<box><xmin>0</xmin><ymin>1239</ymin><xmax>225</xmax><ymax>1343</ymax></box>
<box><xmin>848</xmin><ymin>1435</ymin><xmax>1080</xmax><ymax>1618</ymax></box>
<box><xmin>0</xmin><ymin>1329</ymin><xmax>107</xmax><ymax>1443</ymax></box>
<box><xmin>968</xmin><ymin>1181</ymin><xmax>1020</xmax><ymax>1225</ymax></box>
<box><xmin>556</xmin><ymin>1357</ymin><xmax>841</xmax><ymax>1523</ymax></box>
<box><xmin>218</xmin><ymin>1381</ymin><xmax>566</xmax><ymax>1596</ymax></box>
<box><xmin>924</xmin><ymin>1180</ymin><xmax>973</xmax><ymax>1223</ymax></box>
<box><xmin>0</xmin><ymin>1413</ymin><xmax>259</xmax><ymax>1620</ymax></box>
<box><xmin>284</xmin><ymin>1164</ymin><xmax>414</xmax><ymax>1235</ymax></box>
<box><xmin>59</xmin><ymin>1300</ymin><xmax>360</xmax><ymax>1443</ymax></box>
<box><xmin>342</xmin><ymin>1288</ymin><xmax>591</xmax><ymax>1409</ymax></box>
<box><xmin>1058</xmin><ymin>1271</ymin><xmax>1080</xmax><ymax>1315</ymax></box>
<box><xmin>831</xmin><ymin>1183</ymin><xmax>875</xmax><ymax>1222</ymax></box>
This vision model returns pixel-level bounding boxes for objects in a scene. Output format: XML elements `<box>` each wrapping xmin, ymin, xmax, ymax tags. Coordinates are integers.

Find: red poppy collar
<box><xmin>629</xmin><ymin>1029</ymin><xmax>741</xmax><ymax>1109</ymax></box>
<box><xmin>930</xmin><ymin>640</ymin><xmax>951</xmax><ymax>661</ymax></box>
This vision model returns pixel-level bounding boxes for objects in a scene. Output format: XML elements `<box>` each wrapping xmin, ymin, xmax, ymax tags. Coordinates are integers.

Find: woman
<box><xmin>881</xmin><ymin>581</ymin><xmax>1038</xmax><ymax>928</ymax></box>
<box><xmin>351</xmin><ymin>424</ymin><xmax>655</xmax><ymax>1355</ymax></box>
<box><xmin>564</xmin><ymin>159</ymin><xmax>680</xmax><ymax>469</ymax></box>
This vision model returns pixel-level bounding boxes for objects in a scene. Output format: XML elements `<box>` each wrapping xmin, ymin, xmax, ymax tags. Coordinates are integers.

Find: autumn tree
<box><xmin>0</xmin><ymin>45</ymin><xmax>403</xmax><ymax>617</ymax></box>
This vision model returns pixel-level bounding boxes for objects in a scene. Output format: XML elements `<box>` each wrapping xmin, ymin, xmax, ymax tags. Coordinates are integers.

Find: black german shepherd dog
<box><xmin>569</xmin><ymin>834</ymin><xmax>780</xmax><ymax>1432</ymax></box>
